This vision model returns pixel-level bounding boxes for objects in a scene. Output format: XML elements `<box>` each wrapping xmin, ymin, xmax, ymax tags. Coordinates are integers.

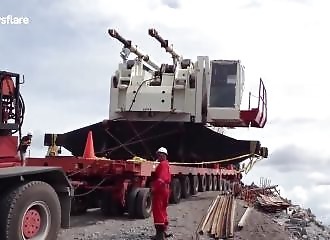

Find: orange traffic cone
<box><xmin>83</xmin><ymin>131</ymin><xmax>96</xmax><ymax>159</ymax></box>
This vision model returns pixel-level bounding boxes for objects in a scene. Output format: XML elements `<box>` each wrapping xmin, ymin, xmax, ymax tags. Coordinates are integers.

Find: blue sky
<box><xmin>1</xmin><ymin>0</ymin><xmax>330</xmax><ymax>224</ymax></box>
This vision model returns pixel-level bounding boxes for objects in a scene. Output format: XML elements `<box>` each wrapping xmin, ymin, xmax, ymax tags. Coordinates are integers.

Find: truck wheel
<box><xmin>190</xmin><ymin>175</ymin><xmax>199</xmax><ymax>195</ymax></box>
<box><xmin>180</xmin><ymin>175</ymin><xmax>191</xmax><ymax>199</ymax></box>
<box><xmin>206</xmin><ymin>174</ymin><xmax>213</xmax><ymax>191</ymax></box>
<box><xmin>198</xmin><ymin>175</ymin><xmax>206</xmax><ymax>192</ymax></box>
<box><xmin>135</xmin><ymin>188</ymin><xmax>152</xmax><ymax>219</ymax></box>
<box><xmin>169</xmin><ymin>178</ymin><xmax>181</xmax><ymax>204</ymax></box>
<box><xmin>127</xmin><ymin>187</ymin><xmax>139</xmax><ymax>218</ymax></box>
<box><xmin>0</xmin><ymin>181</ymin><xmax>61</xmax><ymax>240</ymax></box>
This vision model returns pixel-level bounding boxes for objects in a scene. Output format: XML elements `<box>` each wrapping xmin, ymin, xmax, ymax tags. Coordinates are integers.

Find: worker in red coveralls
<box><xmin>151</xmin><ymin>147</ymin><xmax>173</xmax><ymax>240</ymax></box>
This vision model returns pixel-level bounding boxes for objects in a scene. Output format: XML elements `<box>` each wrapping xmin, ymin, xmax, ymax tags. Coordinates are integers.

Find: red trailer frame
<box><xmin>26</xmin><ymin>132</ymin><xmax>243</xmax><ymax>219</ymax></box>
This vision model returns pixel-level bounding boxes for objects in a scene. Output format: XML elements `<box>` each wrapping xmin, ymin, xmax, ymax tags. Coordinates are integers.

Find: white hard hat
<box><xmin>156</xmin><ymin>147</ymin><xmax>168</xmax><ymax>155</ymax></box>
<box><xmin>27</xmin><ymin>130</ymin><xmax>33</xmax><ymax>136</ymax></box>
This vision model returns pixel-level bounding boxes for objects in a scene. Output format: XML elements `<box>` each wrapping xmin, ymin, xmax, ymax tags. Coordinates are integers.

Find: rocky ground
<box><xmin>59</xmin><ymin>191</ymin><xmax>218</xmax><ymax>240</ymax></box>
<box><xmin>272</xmin><ymin>205</ymin><xmax>330</xmax><ymax>240</ymax></box>
<box><xmin>59</xmin><ymin>192</ymin><xmax>330</xmax><ymax>240</ymax></box>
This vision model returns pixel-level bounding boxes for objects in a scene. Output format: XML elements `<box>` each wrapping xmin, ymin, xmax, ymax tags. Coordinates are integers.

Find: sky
<box><xmin>1</xmin><ymin>0</ymin><xmax>330</xmax><ymax>224</ymax></box>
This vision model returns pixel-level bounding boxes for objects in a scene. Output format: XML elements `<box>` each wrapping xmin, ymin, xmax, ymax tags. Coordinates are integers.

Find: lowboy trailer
<box><xmin>27</xmin><ymin>28</ymin><xmax>268</xmax><ymax>219</ymax></box>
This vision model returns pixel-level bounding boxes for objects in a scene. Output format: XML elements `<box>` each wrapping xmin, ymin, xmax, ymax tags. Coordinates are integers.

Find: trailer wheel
<box><xmin>216</xmin><ymin>175</ymin><xmax>221</xmax><ymax>191</ymax></box>
<box><xmin>127</xmin><ymin>187</ymin><xmax>139</xmax><ymax>218</ymax></box>
<box><xmin>218</xmin><ymin>179</ymin><xmax>222</xmax><ymax>193</ymax></box>
<box><xmin>206</xmin><ymin>174</ymin><xmax>213</xmax><ymax>191</ymax></box>
<box><xmin>198</xmin><ymin>175</ymin><xmax>206</xmax><ymax>192</ymax></box>
<box><xmin>169</xmin><ymin>178</ymin><xmax>181</xmax><ymax>204</ymax></box>
<box><xmin>0</xmin><ymin>181</ymin><xmax>61</xmax><ymax>240</ymax></box>
<box><xmin>180</xmin><ymin>175</ymin><xmax>191</xmax><ymax>199</ymax></box>
<box><xmin>190</xmin><ymin>175</ymin><xmax>199</xmax><ymax>195</ymax></box>
<box><xmin>100</xmin><ymin>193</ymin><xmax>125</xmax><ymax>217</ymax></box>
<box><xmin>212</xmin><ymin>175</ymin><xmax>218</xmax><ymax>191</ymax></box>
<box><xmin>71</xmin><ymin>196</ymin><xmax>88</xmax><ymax>216</ymax></box>
<box><xmin>223</xmin><ymin>180</ymin><xmax>228</xmax><ymax>192</ymax></box>
<box><xmin>71</xmin><ymin>189</ymin><xmax>88</xmax><ymax>215</ymax></box>
<box><xmin>135</xmin><ymin>188</ymin><xmax>152</xmax><ymax>219</ymax></box>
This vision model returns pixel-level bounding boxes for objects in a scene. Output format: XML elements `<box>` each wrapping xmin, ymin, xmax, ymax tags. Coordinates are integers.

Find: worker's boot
<box><xmin>151</xmin><ymin>225</ymin><xmax>165</xmax><ymax>240</ymax></box>
<box><xmin>156</xmin><ymin>231</ymin><xmax>165</xmax><ymax>240</ymax></box>
<box><xmin>164</xmin><ymin>222</ymin><xmax>173</xmax><ymax>238</ymax></box>
<box><xmin>164</xmin><ymin>228</ymin><xmax>173</xmax><ymax>237</ymax></box>
<box><xmin>164</xmin><ymin>232</ymin><xmax>173</xmax><ymax>238</ymax></box>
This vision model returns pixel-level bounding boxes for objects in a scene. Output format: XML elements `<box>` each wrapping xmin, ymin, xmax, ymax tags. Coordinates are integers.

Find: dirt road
<box><xmin>59</xmin><ymin>191</ymin><xmax>218</xmax><ymax>240</ymax></box>
<box><xmin>59</xmin><ymin>192</ymin><xmax>292</xmax><ymax>240</ymax></box>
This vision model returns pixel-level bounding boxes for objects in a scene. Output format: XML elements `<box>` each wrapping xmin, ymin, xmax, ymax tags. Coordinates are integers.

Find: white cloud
<box><xmin>307</xmin><ymin>172</ymin><xmax>328</xmax><ymax>182</ymax></box>
<box><xmin>288</xmin><ymin>186</ymin><xmax>309</xmax><ymax>205</ymax></box>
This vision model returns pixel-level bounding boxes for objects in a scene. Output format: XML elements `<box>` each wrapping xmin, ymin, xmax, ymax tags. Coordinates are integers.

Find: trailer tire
<box><xmin>212</xmin><ymin>175</ymin><xmax>218</xmax><ymax>191</ymax></box>
<box><xmin>0</xmin><ymin>181</ymin><xmax>61</xmax><ymax>240</ymax></box>
<box><xmin>169</xmin><ymin>178</ymin><xmax>181</xmax><ymax>204</ymax></box>
<box><xmin>180</xmin><ymin>175</ymin><xmax>191</xmax><ymax>199</ymax></box>
<box><xmin>224</xmin><ymin>181</ymin><xmax>229</xmax><ymax>193</ymax></box>
<box><xmin>190</xmin><ymin>175</ymin><xmax>199</xmax><ymax>195</ymax></box>
<box><xmin>216</xmin><ymin>175</ymin><xmax>221</xmax><ymax>191</ymax></box>
<box><xmin>71</xmin><ymin>189</ymin><xmax>88</xmax><ymax>216</ymax></box>
<box><xmin>135</xmin><ymin>188</ymin><xmax>152</xmax><ymax>219</ymax></box>
<box><xmin>198</xmin><ymin>175</ymin><xmax>207</xmax><ymax>192</ymax></box>
<box><xmin>221</xmin><ymin>179</ymin><xmax>226</xmax><ymax>193</ymax></box>
<box><xmin>71</xmin><ymin>197</ymin><xmax>88</xmax><ymax>216</ymax></box>
<box><xmin>127</xmin><ymin>187</ymin><xmax>140</xmax><ymax>218</ymax></box>
<box><xmin>206</xmin><ymin>174</ymin><xmax>213</xmax><ymax>191</ymax></box>
<box><xmin>100</xmin><ymin>193</ymin><xmax>125</xmax><ymax>217</ymax></box>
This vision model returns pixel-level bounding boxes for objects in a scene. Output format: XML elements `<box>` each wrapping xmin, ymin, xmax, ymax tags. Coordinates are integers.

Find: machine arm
<box><xmin>148</xmin><ymin>28</ymin><xmax>181</xmax><ymax>64</ymax></box>
<box><xmin>108</xmin><ymin>29</ymin><xmax>159</xmax><ymax>70</ymax></box>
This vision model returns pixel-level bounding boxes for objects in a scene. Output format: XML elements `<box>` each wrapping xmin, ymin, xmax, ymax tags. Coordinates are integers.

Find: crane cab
<box><xmin>206</xmin><ymin>59</ymin><xmax>267</xmax><ymax>128</ymax></box>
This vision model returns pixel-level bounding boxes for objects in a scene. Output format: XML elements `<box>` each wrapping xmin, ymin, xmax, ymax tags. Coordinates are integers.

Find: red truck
<box><xmin>0</xmin><ymin>71</ymin><xmax>72</xmax><ymax>240</ymax></box>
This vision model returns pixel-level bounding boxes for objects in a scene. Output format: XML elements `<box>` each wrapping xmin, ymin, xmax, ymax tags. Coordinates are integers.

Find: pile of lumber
<box><xmin>256</xmin><ymin>194</ymin><xmax>290</xmax><ymax>212</ymax></box>
<box><xmin>196</xmin><ymin>195</ymin><xmax>236</xmax><ymax>239</ymax></box>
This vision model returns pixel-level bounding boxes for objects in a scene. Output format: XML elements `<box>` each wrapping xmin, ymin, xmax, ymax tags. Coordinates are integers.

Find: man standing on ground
<box><xmin>151</xmin><ymin>147</ymin><xmax>173</xmax><ymax>240</ymax></box>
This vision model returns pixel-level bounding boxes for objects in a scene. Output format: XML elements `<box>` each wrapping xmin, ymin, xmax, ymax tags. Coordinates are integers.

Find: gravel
<box><xmin>60</xmin><ymin>192</ymin><xmax>314</xmax><ymax>240</ymax></box>
<box><xmin>59</xmin><ymin>191</ymin><xmax>219</xmax><ymax>240</ymax></box>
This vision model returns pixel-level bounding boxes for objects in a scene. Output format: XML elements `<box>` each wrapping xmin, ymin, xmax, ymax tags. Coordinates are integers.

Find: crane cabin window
<box><xmin>209</xmin><ymin>61</ymin><xmax>237</xmax><ymax>108</ymax></box>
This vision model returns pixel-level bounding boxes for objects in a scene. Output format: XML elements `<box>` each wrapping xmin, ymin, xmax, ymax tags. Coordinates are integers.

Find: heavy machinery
<box><xmin>0</xmin><ymin>71</ymin><xmax>72</xmax><ymax>240</ymax></box>
<box><xmin>26</xmin><ymin>28</ymin><xmax>268</xmax><ymax>218</ymax></box>
<box><xmin>45</xmin><ymin>28</ymin><xmax>267</xmax><ymax>162</ymax></box>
